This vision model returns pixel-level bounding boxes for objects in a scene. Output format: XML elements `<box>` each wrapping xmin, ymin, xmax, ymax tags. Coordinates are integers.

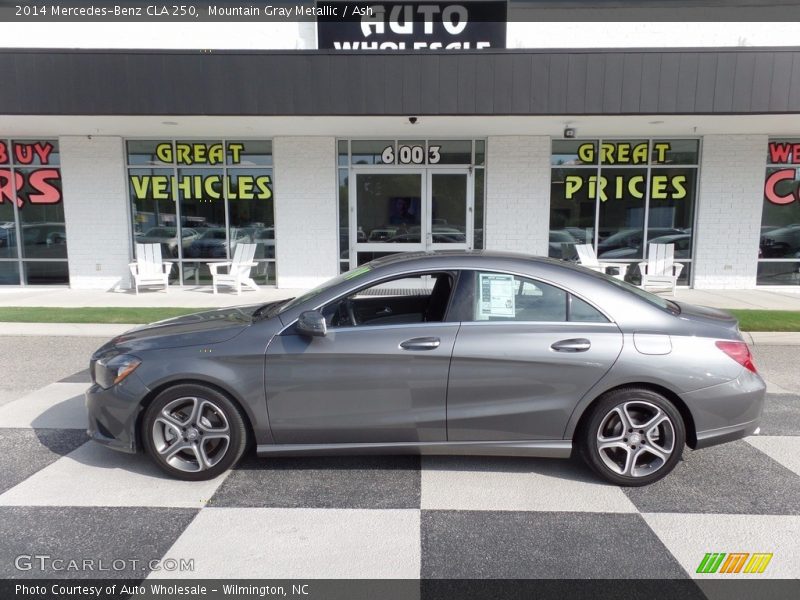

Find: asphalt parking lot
<box><xmin>0</xmin><ymin>335</ymin><xmax>799</xmax><ymax>582</ymax></box>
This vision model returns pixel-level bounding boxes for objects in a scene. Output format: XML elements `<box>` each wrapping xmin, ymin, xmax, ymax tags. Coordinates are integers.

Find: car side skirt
<box><xmin>256</xmin><ymin>439</ymin><xmax>572</xmax><ymax>458</ymax></box>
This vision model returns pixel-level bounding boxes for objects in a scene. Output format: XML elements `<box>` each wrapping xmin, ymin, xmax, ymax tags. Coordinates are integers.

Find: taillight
<box><xmin>715</xmin><ymin>341</ymin><xmax>758</xmax><ymax>373</ymax></box>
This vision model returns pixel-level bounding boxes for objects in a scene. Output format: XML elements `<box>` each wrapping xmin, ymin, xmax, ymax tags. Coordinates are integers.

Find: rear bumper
<box><xmin>683</xmin><ymin>369</ymin><xmax>766</xmax><ymax>450</ymax></box>
<box><xmin>85</xmin><ymin>373</ymin><xmax>150</xmax><ymax>454</ymax></box>
<box><xmin>694</xmin><ymin>417</ymin><xmax>762</xmax><ymax>450</ymax></box>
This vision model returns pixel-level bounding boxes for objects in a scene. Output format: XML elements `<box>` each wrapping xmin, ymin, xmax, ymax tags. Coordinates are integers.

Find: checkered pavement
<box><xmin>1</xmin><ymin>374</ymin><xmax>799</xmax><ymax>582</ymax></box>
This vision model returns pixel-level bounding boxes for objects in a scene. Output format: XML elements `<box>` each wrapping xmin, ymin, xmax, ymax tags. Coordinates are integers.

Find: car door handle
<box><xmin>551</xmin><ymin>338</ymin><xmax>591</xmax><ymax>352</ymax></box>
<box><xmin>400</xmin><ymin>337</ymin><xmax>440</xmax><ymax>351</ymax></box>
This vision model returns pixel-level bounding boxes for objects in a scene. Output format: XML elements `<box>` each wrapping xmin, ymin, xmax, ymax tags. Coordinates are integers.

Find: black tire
<box><xmin>579</xmin><ymin>387</ymin><xmax>685</xmax><ymax>486</ymax></box>
<box><xmin>142</xmin><ymin>383</ymin><xmax>248</xmax><ymax>481</ymax></box>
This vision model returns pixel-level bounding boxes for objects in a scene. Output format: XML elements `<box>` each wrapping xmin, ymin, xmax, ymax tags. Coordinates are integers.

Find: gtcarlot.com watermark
<box><xmin>14</xmin><ymin>554</ymin><xmax>194</xmax><ymax>573</ymax></box>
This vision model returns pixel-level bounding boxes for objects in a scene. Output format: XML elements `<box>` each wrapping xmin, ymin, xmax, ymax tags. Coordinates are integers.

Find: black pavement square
<box><xmin>0</xmin><ymin>506</ymin><xmax>198</xmax><ymax>579</ymax></box>
<box><xmin>0</xmin><ymin>429</ymin><xmax>87</xmax><ymax>495</ymax></box>
<box><xmin>208</xmin><ymin>455</ymin><xmax>421</xmax><ymax>509</ymax></box>
<box><xmin>623</xmin><ymin>440</ymin><xmax>800</xmax><ymax>515</ymax></box>
<box><xmin>421</xmin><ymin>511</ymin><xmax>687</xmax><ymax>579</ymax></box>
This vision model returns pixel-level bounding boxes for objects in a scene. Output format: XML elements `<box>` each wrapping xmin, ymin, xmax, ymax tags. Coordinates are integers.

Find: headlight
<box><xmin>94</xmin><ymin>354</ymin><xmax>141</xmax><ymax>389</ymax></box>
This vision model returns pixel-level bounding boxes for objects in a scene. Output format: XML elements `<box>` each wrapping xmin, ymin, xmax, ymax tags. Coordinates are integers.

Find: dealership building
<box><xmin>1</xmin><ymin>10</ymin><xmax>800</xmax><ymax>290</ymax></box>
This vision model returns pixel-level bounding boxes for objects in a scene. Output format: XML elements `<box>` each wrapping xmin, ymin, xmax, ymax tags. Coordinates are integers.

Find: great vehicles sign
<box><xmin>317</xmin><ymin>1</ymin><xmax>507</xmax><ymax>50</ymax></box>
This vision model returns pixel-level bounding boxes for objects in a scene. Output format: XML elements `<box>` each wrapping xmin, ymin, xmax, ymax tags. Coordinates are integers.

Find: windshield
<box><xmin>274</xmin><ymin>265</ymin><xmax>374</xmax><ymax>316</ymax></box>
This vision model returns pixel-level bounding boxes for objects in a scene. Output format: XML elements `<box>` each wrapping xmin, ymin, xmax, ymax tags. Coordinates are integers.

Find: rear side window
<box><xmin>569</xmin><ymin>295</ymin><xmax>608</xmax><ymax>322</ymax></box>
<box><xmin>452</xmin><ymin>271</ymin><xmax>609</xmax><ymax>323</ymax></box>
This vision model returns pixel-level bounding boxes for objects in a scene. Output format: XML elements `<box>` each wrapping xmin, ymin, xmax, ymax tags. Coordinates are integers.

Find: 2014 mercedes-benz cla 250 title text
<box><xmin>86</xmin><ymin>251</ymin><xmax>765</xmax><ymax>486</ymax></box>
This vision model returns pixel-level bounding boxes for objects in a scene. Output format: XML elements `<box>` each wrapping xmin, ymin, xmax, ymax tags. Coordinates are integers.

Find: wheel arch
<box><xmin>570</xmin><ymin>382</ymin><xmax>698</xmax><ymax>449</ymax></box>
<box><xmin>135</xmin><ymin>378</ymin><xmax>256</xmax><ymax>452</ymax></box>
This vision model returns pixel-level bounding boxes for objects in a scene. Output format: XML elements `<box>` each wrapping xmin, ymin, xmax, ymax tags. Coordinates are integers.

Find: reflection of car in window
<box><xmin>549</xmin><ymin>229</ymin><xmax>577</xmax><ymax>258</ymax></box>
<box><xmin>368</xmin><ymin>228</ymin><xmax>398</xmax><ymax>242</ymax></box>
<box><xmin>598</xmin><ymin>228</ymin><xmax>686</xmax><ymax>258</ymax></box>
<box><xmin>8</xmin><ymin>223</ymin><xmax>68</xmax><ymax>259</ymax></box>
<box><xmin>185</xmin><ymin>228</ymin><xmax>251</xmax><ymax>259</ymax></box>
<box><xmin>760</xmin><ymin>224</ymin><xmax>800</xmax><ymax>258</ymax></box>
<box><xmin>251</xmin><ymin>227</ymin><xmax>276</xmax><ymax>259</ymax></box>
<box><xmin>138</xmin><ymin>227</ymin><xmax>199</xmax><ymax>257</ymax></box>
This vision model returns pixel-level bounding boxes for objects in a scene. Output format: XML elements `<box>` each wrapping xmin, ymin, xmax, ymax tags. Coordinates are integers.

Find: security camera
<box><xmin>408</xmin><ymin>116</ymin><xmax>418</xmax><ymax>125</ymax></box>
<box><xmin>563</xmin><ymin>127</ymin><xmax>576</xmax><ymax>139</ymax></box>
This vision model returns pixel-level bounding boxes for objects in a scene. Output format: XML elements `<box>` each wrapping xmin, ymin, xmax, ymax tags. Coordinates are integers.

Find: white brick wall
<box><xmin>273</xmin><ymin>137</ymin><xmax>338</xmax><ymax>288</ymax></box>
<box><xmin>485</xmin><ymin>136</ymin><xmax>551</xmax><ymax>256</ymax></box>
<box><xmin>59</xmin><ymin>136</ymin><xmax>131</xmax><ymax>289</ymax></box>
<box><xmin>693</xmin><ymin>135</ymin><xmax>767</xmax><ymax>289</ymax></box>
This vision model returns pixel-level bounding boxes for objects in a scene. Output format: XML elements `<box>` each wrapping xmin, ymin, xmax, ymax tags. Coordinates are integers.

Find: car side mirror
<box><xmin>296</xmin><ymin>310</ymin><xmax>327</xmax><ymax>337</ymax></box>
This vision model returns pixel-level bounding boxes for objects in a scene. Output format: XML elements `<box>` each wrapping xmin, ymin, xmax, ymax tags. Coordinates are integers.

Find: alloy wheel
<box><xmin>151</xmin><ymin>396</ymin><xmax>231</xmax><ymax>473</ymax></box>
<box><xmin>595</xmin><ymin>400</ymin><xmax>676</xmax><ymax>478</ymax></box>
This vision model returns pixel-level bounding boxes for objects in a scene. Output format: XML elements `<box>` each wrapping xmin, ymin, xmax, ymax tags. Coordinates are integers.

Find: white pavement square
<box><xmin>643</xmin><ymin>513</ymin><xmax>800</xmax><ymax>579</ymax></box>
<box><xmin>0</xmin><ymin>382</ymin><xmax>89</xmax><ymax>429</ymax></box>
<box><xmin>421</xmin><ymin>456</ymin><xmax>637</xmax><ymax>513</ymax></box>
<box><xmin>150</xmin><ymin>508</ymin><xmax>421</xmax><ymax>579</ymax></box>
<box><xmin>0</xmin><ymin>441</ymin><xmax>228</xmax><ymax>508</ymax></box>
<box><xmin>747</xmin><ymin>436</ymin><xmax>800</xmax><ymax>477</ymax></box>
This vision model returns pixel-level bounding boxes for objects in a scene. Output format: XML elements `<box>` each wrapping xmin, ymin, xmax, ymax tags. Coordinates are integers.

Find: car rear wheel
<box><xmin>579</xmin><ymin>388</ymin><xmax>685</xmax><ymax>486</ymax></box>
<box><xmin>142</xmin><ymin>384</ymin><xmax>247</xmax><ymax>481</ymax></box>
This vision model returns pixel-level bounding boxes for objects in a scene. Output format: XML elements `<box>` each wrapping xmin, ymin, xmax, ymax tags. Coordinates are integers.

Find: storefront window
<box><xmin>0</xmin><ymin>139</ymin><xmax>67</xmax><ymax>285</ymax></box>
<box><xmin>758</xmin><ymin>139</ymin><xmax>800</xmax><ymax>285</ymax></box>
<box><xmin>550</xmin><ymin>138</ymin><xmax>699</xmax><ymax>285</ymax></box>
<box><xmin>127</xmin><ymin>140</ymin><xmax>275</xmax><ymax>285</ymax></box>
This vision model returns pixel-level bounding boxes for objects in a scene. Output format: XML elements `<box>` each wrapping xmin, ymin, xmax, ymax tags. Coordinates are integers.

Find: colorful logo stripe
<box><xmin>696</xmin><ymin>553</ymin><xmax>773</xmax><ymax>574</ymax></box>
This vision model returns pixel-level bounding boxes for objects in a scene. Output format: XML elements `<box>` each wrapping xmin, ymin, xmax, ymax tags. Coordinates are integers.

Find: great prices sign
<box><xmin>0</xmin><ymin>140</ymin><xmax>62</xmax><ymax>208</ymax></box>
<box><xmin>563</xmin><ymin>141</ymin><xmax>689</xmax><ymax>202</ymax></box>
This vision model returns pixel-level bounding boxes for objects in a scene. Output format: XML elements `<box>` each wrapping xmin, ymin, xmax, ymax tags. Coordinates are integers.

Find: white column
<box><xmin>59</xmin><ymin>136</ymin><xmax>131</xmax><ymax>289</ymax></box>
<box><xmin>693</xmin><ymin>135</ymin><xmax>766</xmax><ymax>289</ymax></box>
<box><xmin>273</xmin><ymin>137</ymin><xmax>338</xmax><ymax>289</ymax></box>
<box><xmin>485</xmin><ymin>136</ymin><xmax>551</xmax><ymax>256</ymax></box>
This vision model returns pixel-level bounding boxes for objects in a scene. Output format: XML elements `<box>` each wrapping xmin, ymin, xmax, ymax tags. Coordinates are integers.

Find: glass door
<box><xmin>351</xmin><ymin>170</ymin><xmax>425</xmax><ymax>266</ymax></box>
<box><xmin>427</xmin><ymin>170</ymin><xmax>472</xmax><ymax>251</ymax></box>
<box><xmin>350</xmin><ymin>168</ymin><xmax>472</xmax><ymax>268</ymax></box>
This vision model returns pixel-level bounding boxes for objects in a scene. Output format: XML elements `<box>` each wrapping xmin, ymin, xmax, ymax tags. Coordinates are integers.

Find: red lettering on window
<box><xmin>33</xmin><ymin>142</ymin><xmax>54</xmax><ymax>165</ymax></box>
<box><xmin>764</xmin><ymin>169</ymin><xmax>797</xmax><ymax>205</ymax></box>
<box><xmin>27</xmin><ymin>169</ymin><xmax>62</xmax><ymax>204</ymax></box>
<box><xmin>13</xmin><ymin>143</ymin><xmax>34</xmax><ymax>165</ymax></box>
<box><xmin>0</xmin><ymin>169</ymin><xmax>24</xmax><ymax>207</ymax></box>
<box><xmin>0</xmin><ymin>141</ymin><xmax>7</xmax><ymax>164</ymax></box>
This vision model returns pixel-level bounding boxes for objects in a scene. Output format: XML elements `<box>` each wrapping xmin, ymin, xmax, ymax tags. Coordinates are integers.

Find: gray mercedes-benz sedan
<box><xmin>86</xmin><ymin>251</ymin><xmax>766</xmax><ymax>486</ymax></box>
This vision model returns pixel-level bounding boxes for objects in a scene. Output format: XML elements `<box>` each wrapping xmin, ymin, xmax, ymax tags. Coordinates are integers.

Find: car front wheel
<box><xmin>579</xmin><ymin>388</ymin><xmax>685</xmax><ymax>486</ymax></box>
<box><xmin>142</xmin><ymin>384</ymin><xmax>247</xmax><ymax>481</ymax></box>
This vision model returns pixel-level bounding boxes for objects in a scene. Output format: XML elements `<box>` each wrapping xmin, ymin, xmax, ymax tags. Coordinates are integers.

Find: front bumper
<box><xmin>683</xmin><ymin>368</ymin><xmax>766</xmax><ymax>450</ymax></box>
<box><xmin>85</xmin><ymin>372</ymin><xmax>151</xmax><ymax>454</ymax></box>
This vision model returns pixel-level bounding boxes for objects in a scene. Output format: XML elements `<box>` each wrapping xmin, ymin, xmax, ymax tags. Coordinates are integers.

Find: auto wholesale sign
<box><xmin>316</xmin><ymin>1</ymin><xmax>507</xmax><ymax>50</ymax></box>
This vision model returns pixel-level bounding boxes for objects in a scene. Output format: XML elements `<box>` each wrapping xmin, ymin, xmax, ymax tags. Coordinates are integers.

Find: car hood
<box><xmin>94</xmin><ymin>305</ymin><xmax>260</xmax><ymax>354</ymax></box>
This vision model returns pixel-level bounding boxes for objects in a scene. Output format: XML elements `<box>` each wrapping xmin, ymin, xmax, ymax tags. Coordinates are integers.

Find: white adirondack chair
<box><xmin>639</xmin><ymin>243</ymin><xmax>684</xmax><ymax>295</ymax></box>
<box><xmin>209</xmin><ymin>243</ymin><xmax>259</xmax><ymax>295</ymax></box>
<box><xmin>129</xmin><ymin>243</ymin><xmax>172</xmax><ymax>294</ymax></box>
<box><xmin>574</xmin><ymin>243</ymin><xmax>628</xmax><ymax>281</ymax></box>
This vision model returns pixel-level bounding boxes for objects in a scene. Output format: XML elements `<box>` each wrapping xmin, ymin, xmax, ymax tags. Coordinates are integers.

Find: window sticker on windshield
<box><xmin>478</xmin><ymin>273</ymin><xmax>515</xmax><ymax>319</ymax></box>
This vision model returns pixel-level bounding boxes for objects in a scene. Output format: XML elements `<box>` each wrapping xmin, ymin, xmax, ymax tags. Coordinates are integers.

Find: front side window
<box><xmin>322</xmin><ymin>272</ymin><xmax>455</xmax><ymax>328</ymax></box>
<box><xmin>759</xmin><ymin>139</ymin><xmax>800</xmax><ymax>285</ymax></box>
